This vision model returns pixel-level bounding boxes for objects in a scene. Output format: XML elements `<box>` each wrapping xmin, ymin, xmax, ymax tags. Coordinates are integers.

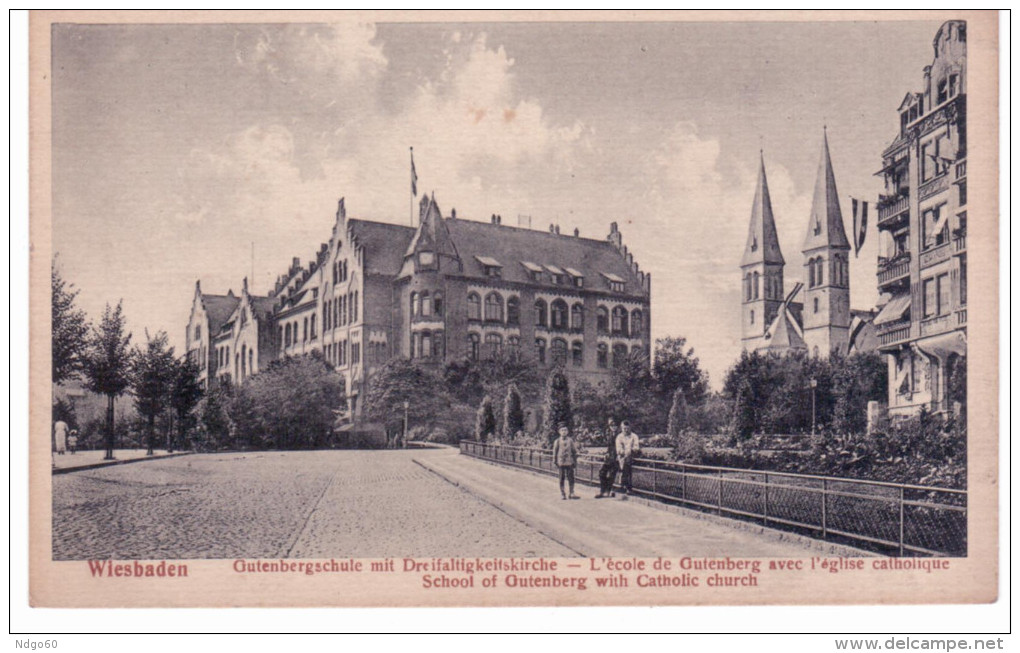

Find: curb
<box><xmin>52</xmin><ymin>452</ymin><xmax>194</xmax><ymax>475</ymax></box>
<box><xmin>423</xmin><ymin>453</ymin><xmax>875</xmax><ymax>558</ymax></box>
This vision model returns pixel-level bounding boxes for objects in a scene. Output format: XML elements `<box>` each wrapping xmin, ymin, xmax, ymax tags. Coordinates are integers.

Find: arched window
<box><xmin>506</xmin><ymin>296</ymin><xmax>520</xmax><ymax>325</ymax></box>
<box><xmin>235</xmin><ymin>353</ymin><xmax>239</xmax><ymax>380</ymax></box>
<box><xmin>410</xmin><ymin>290</ymin><xmax>419</xmax><ymax>318</ymax></box>
<box><xmin>285</xmin><ymin>323</ymin><xmax>292</xmax><ymax>347</ymax></box>
<box><xmin>507</xmin><ymin>335</ymin><xmax>520</xmax><ymax>354</ymax></box>
<box><xmin>278</xmin><ymin>327</ymin><xmax>284</xmax><ymax>349</ymax></box>
<box><xmin>535</xmin><ymin>338</ymin><xmax>547</xmax><ymax>365</ymax></box>
<box><xmin>631</xmin><ymin>345</ymin><xmax>644</xmax><ymax>357</ymax></box>
<box><xmin>241</xmin><ymin>344</ymin><xmax>247</xmax><ymax>378</ymax></box>
<box><xmin>813</xmin><ymin>345</ymin><xmax>820</xmax><ymax>358</ymax></box>
<box><xmin>808</xmin><ymin>259</ymin><xmax>815</xmax><ymax>288</ymax></box>
<box><xmin>467</xmin><ymin>333</ymin><xmax>480</xmax><ymax>361</ymax></box>
<box><xmin>434</xmin><ymin>291</ymin><xmax>444</xmax><ymax>317</ymax></box>
<box><xmin>597</xmin><ymin>306</ymin><xmax>609</xmax><ymax>334</ymax></box>
<box><xmin>571</xmin><ymin>303</ymin><xmax>584</xmax><ymax>330</ymax></box>
<box><xmin>485</xmin><ymin>333</ymin><xmax>503</xmax><ymax>359</ymax></box>
<box><xmin>551</xmin><ymin>338</ymin><xmax>568</xmax><ymax>366</ymax></box>
<box><xmin>421</xmin><ymin>291</ymin><xmax>432</xmax><ymax>317</ymax></box>
<box><xmin>353</xmin><ymin>291</ymin><xmax>358</xmax><ymax>322</ymax></box>
<box><xmin>753</xmin><ymin>271</ymin><xmax>760</xmax><ymax>299</ymax></box>
<box><xmin>631</xmin><ymin>310</ymin><xmax>643</xmax><ymax>337</ymax></box>
<box><xmin>484</xmin><ymin>292</ymin><xmax>504</xmax><ymax>322</ymax></box>
<box><xmin>467</xmin><ymin>293</ymin><xmax>481</xmax><ymax>320</ymax></box>
<box><xmin>535</xmin><ymin>299</ymin><xmax>548</xmax><ymax>327</ymax></box>
<box><xmin>745</xmin><ymin>273</ymin><xmax>752</xmax><ymax>301</ymax></box>
<box><xmin>571</xmin><ymin>341</ymin><xmax>584</xmax><ymax>367</ymax></box>
<box><xmin>303</xmin><ymin>317</ymin><xmax>308</xmax><ymax>342</ymax></box>
<box><xmin>551</xmin><ymin>299</ymin><xmax>568</xmax><ymax>330</ymax></box>
<box><xmin>339</xmin><ymin>295</ymin><xmax>345</xmax><ymax>325</ymax></box>
<box><xmin>750</xmin><ymin>310</ymin><xmax>755</xmax><ymax>325</ymax></box>
<box><xmin>612</xmin><ymin>306</ymin><xmax>628</xmax><ymax>336</ymax></box>
<box><xmin>421</xmin><ymin>331</ymin><xmax>432</xmax><ymax>358</ymax></box>
<box><xmin>612</xmin><ymin>343</ymin><xmax>628</xmax><ymax>369</ymax></box>
<box><xmin>433</xmin><ymin>332</ymin><xmax>445</xmax><ymax>359</ymax></box>
<box><xmin>310</xmin><ymin>315</ymin><xmax>316</xmax><ymax>339</ymax></box>
<box><xmin>597</xmin><ymin>343</ymin><xmax>609</xmax><ymax>368</ymax></box>
<box><xmin>815</xmin><ymin>258</ymin><xmax>824</xmax><ymax>287</ymax></box>
<box><xmin>813</xmin><ymin>297</ymin><xmax>819</xmax><ymax>313</ymax></box>
<box><xmin>249</xmin><ymin>349</ymin><xmax>254</xmax><ymax>375</ymax></box>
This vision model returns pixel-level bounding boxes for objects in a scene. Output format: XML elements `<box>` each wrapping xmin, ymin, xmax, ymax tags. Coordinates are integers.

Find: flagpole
<box><xmin>409</xmin><ymin>147</ymin><xmax>414</xmax><ymax>227</ymax></box>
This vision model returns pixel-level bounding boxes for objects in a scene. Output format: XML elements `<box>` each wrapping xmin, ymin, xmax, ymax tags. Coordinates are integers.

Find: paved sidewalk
<box><xmin>415</xmin><ymin>449</ymin><xmax>867</xmax><ymax>558</ymax></box>
<box><xmin>52</xmin><ymin>449</ymin><xmax>191</xmax><ymax>474</ymax></box>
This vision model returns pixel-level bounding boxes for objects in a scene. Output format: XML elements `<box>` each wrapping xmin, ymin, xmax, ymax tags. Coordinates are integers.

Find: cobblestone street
<box><xmin>52</xmin><ymin>449</ymin><xmax>577</xmax><ymax>560</ymax></box>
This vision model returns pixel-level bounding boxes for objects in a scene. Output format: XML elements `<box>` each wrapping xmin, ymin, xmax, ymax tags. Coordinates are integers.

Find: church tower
<box><xmin>741</xmin><ymin>153</ymin><xmax>785</xmax><ymax>350</ymax></box>
<box><xmin>801</xmin><ymin>131</ymin><xmax>851</xmax><ymax>357</ymax></box>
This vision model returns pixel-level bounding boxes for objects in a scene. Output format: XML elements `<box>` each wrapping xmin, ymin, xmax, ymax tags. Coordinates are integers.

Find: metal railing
<box><xmin>877</xmin><ymin>195</ymin><xmax>910</xmax><ymax>225</ymax></box>
<box><xmin>877</xmin><ymin>254</ymin><xmax>911</xmax><ymax>286</ymax></box>
<box><xmin>460</xmin><ymin>441</ymin><xmax>967</xmax><ymax>557</ymax></box>
<box><xmin>877</xmin><ymin>322</ymin><xmax>911</xmax><ymax>347</ymax></box>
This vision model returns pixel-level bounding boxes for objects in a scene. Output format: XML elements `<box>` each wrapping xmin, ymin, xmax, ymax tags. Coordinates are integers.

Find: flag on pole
<box><xmin>410</xmin><ymin>147</ymin><xmax>418</xmax><ymax>197</ymax></box>
<box><xmin>851</xmin><ymin>197</ymin><xmax>869</xmax><ymax>258</ymax></box>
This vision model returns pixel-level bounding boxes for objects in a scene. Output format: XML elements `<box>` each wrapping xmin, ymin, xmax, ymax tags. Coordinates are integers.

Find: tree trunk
<box><xmin>146</xmin><ymin>415</ymin><xmax>155</xmax><ymax>455</ymax></box>
<box><xmin>104</xmin><ymin>395</ymin><xmax>115</xmax><ymax>460</ymax></box>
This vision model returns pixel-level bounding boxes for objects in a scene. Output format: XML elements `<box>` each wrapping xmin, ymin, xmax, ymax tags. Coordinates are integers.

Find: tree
<box><xmin>653</xmin><ymin>336</ymin><xmax>710</xmax><ymax>406</ymax></box>
<box><xmin>170</xmin><ymin>356</ymin><xmax>203</xmax><ymax>452</ymax></box>
<box><xmin>475</xmin><ymin>395</ymin><xmax>496</xmax><ymax>442</ymax></box>
<box><xmin>667</xmin><ymin>387</ymin><xmax>688</xmax><ymax>441</ymax></box>
<box><xmin>364</xmin><ymin>358</ymin><xmax>450</xmax><ymax>435</ymax></box>
<box><xmin>52</xmin><ymin>261</ymin><xmax>91</xmax><ymax>386</ymax></box>
<box><xmin>502</xmin><ymin>383</ymin><xmax>524</xmax><ymax>441</ymax></box>
<box><xmin>542</xmin><ymin>370</ymin><xmax>572</xmax><ymax>444</ymax></box>
<box><xmin>82</xmin><ymin>302</ymin><xmax>132</xmax><ymax>459</ymax></box>
<box><xmin>131</xmin><ymin>330</ymin><xmax>177</xmax><ymax>455</ymax></box>
<box><xmin>831</xmin><ymin>352</ymin><xmax>887</xmax><ymax>435</ymax></box>
<box><xmin>730</xmin><ymin>379</ymin><xmax>755</xmax><ymax>440</ymax></box>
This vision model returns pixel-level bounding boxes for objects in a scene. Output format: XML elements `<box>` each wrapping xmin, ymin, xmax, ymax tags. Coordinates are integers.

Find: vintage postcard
<box><xmin>29</xmin><ymin>10</ymin><xmax>999</xmax><ymax>609</ymax></box>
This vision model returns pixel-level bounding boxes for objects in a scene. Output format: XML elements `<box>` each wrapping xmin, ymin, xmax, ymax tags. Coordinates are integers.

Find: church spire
<box><xmin>803</xmin><ymin>130</ymin><xmax>851</xmax><ymax>251</ymax></box>
<box><xmin>741</xmin><ymin>151</ymin><xmax>785</xmax><ymax>267</ymax></box>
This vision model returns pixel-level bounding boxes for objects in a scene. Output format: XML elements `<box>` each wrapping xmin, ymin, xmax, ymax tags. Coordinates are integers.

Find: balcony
<box><xmin>955</xmin><ymin>308</ymin><xmax>967</xmax><ymax>327</ymax></box>
<box><xmin>920</xmin><ymin>243</ymin><xmax>951</xmax><ymax>270</ymax></box>
<box><xmin>954</xmin><ymin>158</ymin><xmax>967</xmax><ymax>183</ymax></box>
<box><xmin>877</xmin><ymin>321</ymin><xmax>911</xmax><ymax>349</ymax></box>
<box><xmin>920</xmin><ymin>313</ymin><xmax>954</xmax><ymax>338</ymax></box>
<box><xmin>877</xmin><ymin>193</ymin><xmax>910</xmax><ymax>229</ymax></box>
<box><xmin>953</xmin><ymin>226</ymin><xmax>966</xmax><ymax>255</ymax></box>
<box><xmin>877</xmin><ymin>253</ymin><xmax>911</xmax><ymax>288</ymax></box>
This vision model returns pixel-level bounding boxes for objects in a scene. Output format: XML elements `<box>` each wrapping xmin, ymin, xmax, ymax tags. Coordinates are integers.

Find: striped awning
<box><xmin>873</xmin><ymin>294</ymin><xmax>911</xmax><ymax>326</ymax></box>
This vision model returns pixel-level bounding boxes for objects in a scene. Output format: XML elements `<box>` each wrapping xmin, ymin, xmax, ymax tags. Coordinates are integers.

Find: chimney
<box><xmin>573</xmin><ymin>228</ymin><xmax>580</xmax><ymax>237</ymax></box>
<box><xmin>491</xmin><ymin>214</ymin><xmax>497</xmax><ymax>224</ymax></box>
<box><xmin>555</xmin><ymin>225</ymin><xmax>560</xmax><ymax>235</ymax></box>
<box><xmin>497</xmin><ymin>215</ymin><xmax>502</xmax><ymax>225</ymax></box>
<box><xmin>451</xmin><ymin>208</ymin><xmax>457</xmax><ymax>219</ymax></box>
<box><xmin>549</xmin><ymin>223</ymin><xmax>555</xmax><ymax>233</ymax></box>
<box><xmin>292</xmin><ymin>257</ymin><xmax>300</xmax><ymax>270</ymax></box>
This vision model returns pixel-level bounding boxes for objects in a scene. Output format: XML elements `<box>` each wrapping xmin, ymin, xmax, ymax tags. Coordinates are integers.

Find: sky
<box><xmin>51</xmin><ymin>18</ymin><xmax>950</xmax><ymax>388</ymax></box>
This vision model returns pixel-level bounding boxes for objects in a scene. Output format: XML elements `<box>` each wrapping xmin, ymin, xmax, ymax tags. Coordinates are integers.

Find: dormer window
<box><xmin>418</xmin><ymin>251</ymin><xmax>435</xmax><ymax>267</ymax></box>
<box><xmin>521</xmin><ymin>261</ymin><xmax>544</xmax><ymax>283</ymax></box>
<box><xmin>545</xmin><ymin>264</ymin><xmax>566</xmax><ymax>285</ymax></box>
<box><xmin>602</xmin><ymin>272</ymin><xmax>626</xmax><ymax>293</ymax></box>
<box><xmin>475</xmin><ymin>255</ymin><xmax>502</xmax><ymax>278</ymax></box>
<box><xmin>565</xmin><ymin>267</ymin><xmax>584</xmax><ymax>288</ymax></box>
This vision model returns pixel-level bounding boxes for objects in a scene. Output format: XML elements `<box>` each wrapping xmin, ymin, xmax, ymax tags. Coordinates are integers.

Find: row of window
<box><xmin>217</xmin><ymin>343</ymin><xmax>255</xmax><ymax>382</ymax></box>
<box><xmin>899</xmin><ymin>71</ymin><xmax>961</xmax><ymax>132</ymax></box>
<box><xmin>806</xmin><ymin>255</ymin><xmax>848</xmax><ymax>288</ymax></box>
<box><xmin>324</xmin><ymin>290</ymin><xmax>359</xmax><ymax>331</ymax></box>
<box><xmin>410</xmin><ymin>291</ymin><xmax>444</xmax><ymax>318</ymax></box>
<box><xmin>743</xmin><ymin>271</ymin><xmax>783</xmax><ymax>302</ymax></box>
<box><xmin>325</xmin><ymin>339</ymin><xmax>361</xmax><ymax>368</ymax></box>
<box><xmin>463</xmin><ymin>332</ymin><xmax>644</xmax><ymax>369</ymax></box>
<box><xmin>410</xmin><ymin>331</ymin><xmax>447</xmax><ymax>359</ymax></box>
<box><xmin>280</xmin><ymin>315</ymin><xmax>318</xmax><ymax>349</ymax></box>
<box><xmin>921</xmin><ymin>266</ymin><xmax>967</xmax><ymax>320</ymax></box>
<box><xmin>332</xmin><ymin>258</ymin><xmax>349</xmax><ymax>285</ymax></box>
<box><xmin>463</xmin><ymin>292</ymin><xmax>644</xmax><ymax>337</ymax></box>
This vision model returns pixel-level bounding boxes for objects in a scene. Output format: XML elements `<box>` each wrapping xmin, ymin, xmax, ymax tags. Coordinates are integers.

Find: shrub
<box><xmin>502</xmin><ymin>383</ymin><xmax>524</xmax><ymax>441</ymax></box>
<box><xmin>666</xmin><ymin>388</ymin><xmax>688</xmax><ymax>442</ymax></box>
<box><xmin>542</xmin><ymin>369</ymin><xmax>572</xmax><ymax>443</ymax></box>
<box><xmin>475</xmin><ymin>395</ymin><xmax>496</xmax><ymax>442</ymax></box>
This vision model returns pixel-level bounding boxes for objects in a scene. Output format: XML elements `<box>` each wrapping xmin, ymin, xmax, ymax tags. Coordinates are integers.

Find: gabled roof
<box><xmin>803</xmin><ymin>131</ymin><xmax>851</xmax><ymax>252</ymax></box>
<box><xmin>348</xmin><ymin>219</ymin><xmax>416</xmax><ymax>277</ymax></box>
<box><xmin>202</xmin><ymin>293</ymin><xmax>240</xmax><ymax>336</ymax></box>
<box><xmin>742</xmin><ymin>153</ymin><xmax>785</xmax><ymax>267</ymax></box>
<box><xmin>443</xmin><ymin>218</ymin><xmax>646</xmax><ymax>293</ymax></box>
<box><xmin>759</xmin><ymin>304</ymin><xmax>807</xmax><ymax>353</ymax></box>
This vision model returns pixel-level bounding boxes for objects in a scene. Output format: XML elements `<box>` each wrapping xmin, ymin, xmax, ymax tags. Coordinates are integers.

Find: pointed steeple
<box><xmin>741</xmin><ymin>152</ymin><xmax>785</xmax><ymax>267</ymax></box>
<box><xmin>803</xmin><ymin>130</ymin><xmax>851</xmax><ymax>251</ymax></box>
<box><xmin>404</xmin><ymin>193</ymin><xmax>459</xmax><ymax>262</ymax></box>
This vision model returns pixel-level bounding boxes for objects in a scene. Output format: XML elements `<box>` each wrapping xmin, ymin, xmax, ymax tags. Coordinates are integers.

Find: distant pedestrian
<box><xmin>596</xmin><ymin>418</ymin><xmax>619</xmax><ymax>498</ymax></box>
<box><xmin>54</xmin><ymin>419</ymin><xmax>68</xmax><ymax>455</ymax></box>
<box><xmin>615</xmin><ymin>420</ymin><xmax>641</xmax><ymax>497</ymax></box>
<box><xmin>68</xmin><ymin>429</ymin><xmax>79</xmax><ymax>454</ymax></box>
<box><xmin>552</xmin><ymin>423</ymin><xmax>579</xmax><ymax>500</ymax></box>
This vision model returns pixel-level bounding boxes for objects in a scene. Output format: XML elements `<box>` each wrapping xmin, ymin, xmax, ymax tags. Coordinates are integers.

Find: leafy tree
<box><xmin>82</xmin><ymin>302</ymin><xmax>132</xmax><ymax>459</ymax></box>
<box><xmin>947</xmin><ymin>354</ymin><xmax>967</xmax><ymax>416</ymax></box>
<box><xmin>170</xmin><ymin>356</ymin><xmax>203</xmax><ymax>451</ymax></box>
<box><xmin>666</xmin><ymin>387</ymin><xmax>688</xmax><ymax>441</ymax></box>
<box><xmin>52</xmin><ymin>260</ymin><xmax>90</xmax><ymax>386</ymax></box>
<box><xmin>730</xmin><ymin>379</ymin><xmax>755</xmax><ymax>440</ymax></box>
<box><xmin>364</xmin><ymin>358</ymin><xmax>450</xmax><ymax>435</ymax></box>
<box><xmin>131</xmin><ymin>330</ymin><xmax>177</xmax><ymax>455</ymax></box>
<box><xmin>443</xmin><ymin>349</ymin><xmax>542</xmax><ymax>409</ymax></box>
<box><xmin>502</xmin><ymin>383</ymin><xmax>524</xmax><ymax>441</ymax></box>
<box><xmin>831</xmin><ymin>352</ymin><xmax>887</xmax><ymax>435</ymax></box>
<box><xmin>609</xmin><ymin>349</ymin><xmax>661</xmax><ymax>433</ymax></box>
<box><xmin>653</xmin><ymin>336</ymin><xmax>710</xmax><ymax>406</ymax></box>
<box><xmin>52</xmin><ymin>397</ymin><xmax>78</xmax><ymax>431</ymax></box>
<box><xmin>542</xmin><ymin>369</ymin><xmax>572</xmax><ymax>444</ymax></box>
<box><xmin>475</xmin><ymin>395</ymin><xmax>496</xmax><ymax>442</ymax></box>
<box><xmin>238</xmin><ymin>355</ymin><xmax>346</xmax><ymax>449</ymax></box>
<box><xmin>197</xmin><ymin>383</ymin><xmax>232</xmax><ymax>451</ymax></box>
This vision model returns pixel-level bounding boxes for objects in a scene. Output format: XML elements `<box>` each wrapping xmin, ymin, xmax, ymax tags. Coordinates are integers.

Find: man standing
<box><xmin>552</xmin><ymin>423</ymin><xmax>579</xmax><ymax>500</ymax></box>
<box><xmin>615</xmin><ymin>420</ymin><xmax>641</xmax><ymax>498</ymax></box>
<box><xmin>596</xmin><ymin>418</ymin><xmax>619</xmax><ymax>498</ymax></box>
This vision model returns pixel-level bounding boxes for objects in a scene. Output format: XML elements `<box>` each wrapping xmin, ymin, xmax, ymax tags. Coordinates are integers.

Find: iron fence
<box><xmin>459</xmin><ymin>441</ymin><xmax>966</xmax><ymax>557</ymax></box>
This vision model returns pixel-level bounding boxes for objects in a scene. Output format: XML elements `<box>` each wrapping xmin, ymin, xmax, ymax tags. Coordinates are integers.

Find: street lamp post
<box><xmin>403</xmin><ymin>400</ymin><xmax>409</xmax><ymax>448</ymax></box>
<box><xmin>810</xmin><ymin>378</ymin><xmax>818</xmax><ymax>435</ymax></box>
